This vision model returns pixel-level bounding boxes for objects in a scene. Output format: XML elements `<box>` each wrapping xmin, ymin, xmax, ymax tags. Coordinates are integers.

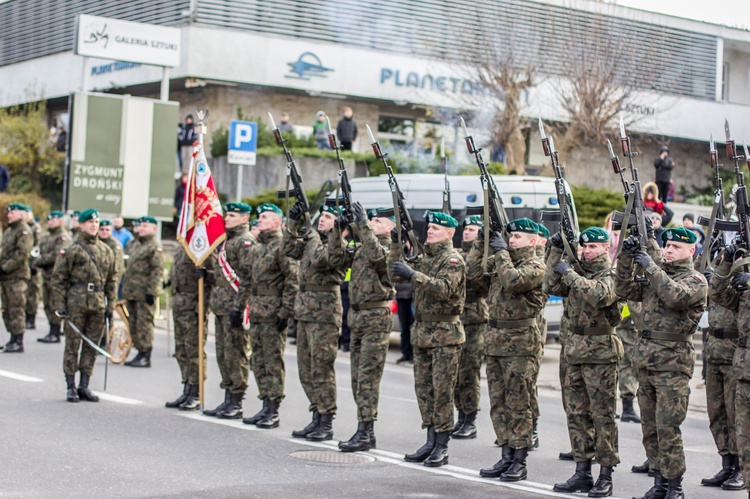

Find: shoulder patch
<box><xmin>156</xmin><ymin>247</ymin><xmax>163</xmax><ymax>252</ymax></box>
<box><xmin>693</xmin><ymin>274</ymin><xmax>704</xmax><ymax>282</ymax></box>
<box><xmin>531</xmin><ymin>260</ymin><xmax>543</xmax><ymax>267</ymax></box>
<box><xmin>22</xmin><ymin>231</ymin><xmax>28</xmax><ymax>235</ymax></box>
<box><xmin>59</xmin><ymin>249</ymin><xmax>65</xmax><ymax>255</ymax></box>
<box><xmin>449</xmin><ymin>258</ymin><xmax>458</xmax><ymax>264</ymax></box>
<box><xmin>61</xmin><ymin>237</ymin><xmax>67</xmax><ymax>241</ymax></box>
<box><xmin>244</xmin><ymin>241</ymin><xmax>253</xmax><ymax>247</ymax></box>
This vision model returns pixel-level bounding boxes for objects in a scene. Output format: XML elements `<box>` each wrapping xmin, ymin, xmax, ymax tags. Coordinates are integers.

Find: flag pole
<box><xmin>198</xmin><ymin>275</ymin><xmax>205</xmax><ymax>411</ymax></box>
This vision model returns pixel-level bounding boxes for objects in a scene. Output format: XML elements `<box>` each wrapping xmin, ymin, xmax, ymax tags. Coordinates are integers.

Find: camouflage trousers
<box><xmin>126</xmin><ymin>300</ymin><xmax>155</xmax><ymax>352</ymax></box>
<box><xmin>173</xmin><ymin>307</ymin><xmax>207</xmax><ymax>385</ymax></box>
<box><xmin>617</xmin><ymin>326</ymin><xmax>639</xmax><ymax>399</ymax></box>
<box><xmin>487</xmin><ymin>354</ymin><xmax>536</xmax><ymax>449</ymax></box>
<box><xmin>63</xmin><ymin>310</ymin><xmax>106</xmax><ymax>376</ymax></box>
<box><xmin>25</xmin><ymin>270</ymin><xmax>41</xmax><ymax>316</ymax></box>
<box><xmin>637</xmin><ymin>369</ymin><xmax>690</xmax><ymax>479</ymax></box>
<box><xmin>297</xmin><ymin>320</ymin><xmax>339</xmax><ymax>415</ymax></box>
<box><xmin>1</xmin><ymin>280</ymin><xmax>27</xmax><ymax>336</ymax></box>
<box><xmin>567</xmin><ymin>362</ymin><xmax>620</xmax><ymax>467</ymax></box>
<box><xmin>706</xmin><ymin>361</ymin><xmax>737</xmax><ymax>456</ymax></box>
<box><xmin>42</xmin><ymin>277</ymin><xmax>61</xmax><ymax>326</ymax></box>
<box><xmin>736</xmin><ymin>380</ymin><xmax>750</xmax><ymax>487</ymax></box>
<box><xmin>413</xmin><ymin>344</ymin><xmax>461</xmax><ymax>433</ymax></box>
<box><xmin>214</xmin><ymin>314</ymin><xmax>251</xmax><ymax>395</ymax></box>
<box><xmin>348</xmin><ymin>308</ymin><xmax>392</xmax><ymax>422</ymax></box>
<box><xmin>250</xmin><ymin>321</ymin><xmax>286</xmax><ymax>403</ymax></box>
<box><xmin>559</xmin><ymin>335</ymin><xmax>571</xmax><ymax>414</ymax></box>
<box><xmin>531</xmin><ymin>317</ymin><xmax>547</xmax><ymax>419</ymax></box>
<box><xmin>454</xmin><ymin>322</ymin><xmax>486</xmax><ymax>414</ymax></box>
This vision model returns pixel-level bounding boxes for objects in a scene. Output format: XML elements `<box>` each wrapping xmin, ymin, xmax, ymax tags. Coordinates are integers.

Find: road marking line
<box><xmin>0</xmin><ymin>369</ymin><xmax>43</xmax><ymax>382</ymax></box>
<box><xmin>94</xmin><ymin>392</ymin><xmax>143</xmax><ymax>405</ymax></box>
<box><xmin>176</xmin><ymin>412</ymin><xmax>260</xmax><ymax>430</ymax></box>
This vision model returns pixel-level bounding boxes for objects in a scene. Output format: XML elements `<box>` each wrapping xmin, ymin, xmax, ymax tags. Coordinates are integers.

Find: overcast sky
<box><xmin>612</xmin><ymin>0</ymin><xmax>750</xmax><ymax>29</ymax></box>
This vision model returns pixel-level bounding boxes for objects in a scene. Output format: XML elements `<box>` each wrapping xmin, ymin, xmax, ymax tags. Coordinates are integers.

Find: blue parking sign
<box><xmin>228</xmin><ymin>120</ymin><xmax>258</xmax><ymax>166</ymax></box>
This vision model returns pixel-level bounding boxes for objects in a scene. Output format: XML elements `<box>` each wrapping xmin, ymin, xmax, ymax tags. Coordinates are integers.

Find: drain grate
<box><xmin>290</xmin><ymin>450</ymin><xmax>375</xmax><ymax>464</ymax></box>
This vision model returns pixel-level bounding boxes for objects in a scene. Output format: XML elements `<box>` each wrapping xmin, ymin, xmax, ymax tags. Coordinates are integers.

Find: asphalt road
<box><xmin>0</xmin><ymin>313</ymin><xmax>743</xmax><ymax>499</ymax></box>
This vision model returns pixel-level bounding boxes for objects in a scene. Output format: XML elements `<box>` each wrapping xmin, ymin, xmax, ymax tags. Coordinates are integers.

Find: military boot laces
<box><xmin>203</xmin><ymin>390</ymin><xmax>230</xmax><ymax>417</ymax></box>
<box><xmin>178</xmin><ymin>384</ymin><xmax>201</xmax><ymax>411</ymax></box>
<box><xmin>339</xmin><ymin>421</ymin><xmax>374</xmax><ymax>452</ymax></box>
<box><xmin>452</xmin><ymin>411</ymin><xmax>477</xmax><ymax>439</ymax></box>
<box><xmin>423</xmin><ymin>431</ymin><xmax>450</xmax><ymax>468</ymax></box>
<box><xmin>306</xmin><ymin>413</ymin><xmax>334</xmax><ymax>441</ymax></box>
<box><xmin>480</xmin><ymin>444</ymin><xmax>514</xmax><ymax>478</ymax></box>
<box><xmin>165</xmin><ymin>383</ymin><xmax>190</xmax><ymax>408</ymax></box>
<box><xmin>256</xmin><ymin>399</ymin><xmax>280</xmax><ymax>429</ymax></box>
<box><xmin>701</xmin><ymin>454</ymin><xmax>735</xmax><ymax>487</ymax></box>
<box><xmin>65</xmin><ymin>374</ymin><xmax>79</xmax><ymax>403</ymax></box>
<box><xmin>621</xmin><ymin>397</ymin><xmax>641</xmax><ymax>423</ymax></box>
<box><xmin>553</xmin><ymin>460</ymin><xmax>594</xmax><ymax>493</ymax></box>
<box><xmin>664</xmin><ymin>476</ymin><xmax>684</xmax><ymax>499</ymax></box>
<box><xmin>4</xmin><ymin>334</ymin><xmax>24</xmax><ymax>353</ymax></box>
<box><xmin>292</xmin><ymin>411</ymin><xmax>320</xmax><ymax>438</ymax></box>
<box><xmin>500</xmin><ymin>447</ymin><xmax>528</xmax><ymax>482</ymax></box>
<box><xmin>77</xmin><ymin>373</ymin><xmax>99</xmax><ymax>402</ymax></box>
<box><xmin>633</xmin><ymin>470</ymin><xmax>668</xmax><ymax>499</ymax></box>
<box><xmin>588</xmin><ymin>466</ymin><xmax>614</xmax><ymax>498</ymax></box>
<box><xmin>243</xmin><ymin>397</ymin><xmax>269</xmax><ymax>425</ymax></box>
<box><xmin>721</xmin><ymin>455</ymin><xmax>745</xmax><ymax>491</ymax></box>
<box><xmin>217</xmin><ymin>392</ymin><xmax>244</xmax><ymax>419</ymax></box>
<box><xmin>404</xmin><ymin>426</ymin><xmax>436</xmax><ymax>463</ymax></box>
<box><xmin>452</xmin><ymin>410</ymin><xmax>465</xmax><ymax>435</ymax></box>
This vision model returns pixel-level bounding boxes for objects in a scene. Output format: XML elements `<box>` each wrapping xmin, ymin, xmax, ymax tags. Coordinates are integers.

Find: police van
<box><xmin>339</xmin><ymin>173</ymin><xmax>565</xmax><ymax>340</ymax></box>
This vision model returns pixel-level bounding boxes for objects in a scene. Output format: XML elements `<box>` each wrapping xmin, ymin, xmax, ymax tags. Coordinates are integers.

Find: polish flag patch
<box><xmin>449</xmin><ymin>258</ymin><xmax>458</xmax><ymax>264</ymax></box>
<box><xmin>59</xmin><ymin>249</ymin><xmax>65</xmax><ymax>255</ymax></box>
<box><xmin>244</xmin><ymin>241</ymin><xmax>253</xmax><ymax>247</ymax></box>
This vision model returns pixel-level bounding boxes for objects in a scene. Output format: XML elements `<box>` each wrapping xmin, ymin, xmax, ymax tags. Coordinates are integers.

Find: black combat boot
<box><xmin>405</xmin><ymin>427</ymin><xmax>436</xmax><ymax>463</ymax></box>
<box><xmin>480</xmin><ymin>444</ymin><xmax>514</xmax><ymax>478</ymax></box>
<box><xmin>243</xmin><ymin>397</ymin><xmax>269</xmax><ymax>425</ymax></box>
<box><xmin>4</xmin><ymin>334</ymin><xmax>24</xmax><ymax>353</ymax></box>
<box><xmin>621</xmin><ymin>397</ymin><xmax>641</xmax><ymax>423</ymax></box>
<box><xmin>217</xmin><ymin>392</ymin><xmax>244</xmax><ymax>419</ymax></box>
<box><xmin>633</xmin><ymin>470</ymin><xmax>668</xmax><ymax>499</ymax></box>
<box><xmin>339</xmin><ymin>421</ymin><xmax>375</xmax><ymax>452</ymax></box>
<box><xmin>165</xmin><ymin>383</ymin><xmax>190</xmax><ymax>408</ymax></box>
<box><xmin>531</xmin><ymin>418</ymin><xmax>540</xmax><ymax>450</ymax></box>
<box><xmin>127</xmin><ymin>349</ymin><xmax>151</xmax><ymax>368</ymax></box>
<box><xmin>306</xmin><ymin>413</ymin><xmax>334</xmax><ymax>441</ymax></box>
<box><xmin>66</xmin><ymin>374</ymin><xmax>79</xmax><ymax>403</ymax></box>
<box><xmin>452</xmin><ymin>410</ymin><xmax>466</xmax><ymax>434</ymax></box>
<box><xmin>500</xmin><ymin>447</ymin><xmax>528</xmax><ymax>482</ymax></box>
<box><xmin>256</xmin><ymin>399</ymin><xmax>280</xmax><ymax>429</ymax></box>
<box><xmin>664</xmin><ymin>475</ymin><xmax>684</xmax><ymax>499</ymax></box>
<box><xmin>553</xmin><ymin>460</ymin><xmax>594</xmax><ymax>493</ymax></box>
<box><xmin>632</xmin><ymin>459</ymin><xmax>651</xmax><ymax>474</ymax></box>
<box><xmin>559</xmin><ymin>451</ymin><xmax>574</xmax><ymax>461</ymax></box>
<box><xmin>38</xmin><ymin>324</ymin><xmax>61</xmax><ymax>343</ymax></box>
<box><xmin>588</xmin><ymin>465</ymin><xmax>614</xmax><ymax>497</ymax></box>
<box><xmin>178</xmin><ymin>384</ymin><xmax>200</xmax><ymax>411</ymax></box>
<box><xmin>424</xmin><ymin>431</ymin><xmax>450</xmax><ymax>467</ymax></box>
<box><xmin>203</xmin><ymin>390</ymin><xmax>230</xmax><ymax>417</ymax></box>
<box><xmin>452</xmin><ymin>411</ymin><xmax>477</xmax><ymax>439</ymax></box>
<box><xmin>77</xmin><ymin>373</ymin><xmax>99</xmax><ymax>402</ymax></box>
<box><xmin>702</xmin><ymin>454</ymin><xmax>734</xmax><ymax>486</ymax></box>
<box><xmin>721</xmin><ymin>455</ymin><xmax>745</xmax><ymax>490</ymax></box>
<box><xmin>292</xmin><ymin>411</ymin><xmax>320</xmax><ymax>438</ymax></box>
<box><xmin>25</xmin><ymin>312</ymin><xmax>35</xmax><ymax>330</ymax></box>
<box><xmin>124</xmin><ymin>350</ymin><xmax>143</xmax><ymax>366</ymax></box>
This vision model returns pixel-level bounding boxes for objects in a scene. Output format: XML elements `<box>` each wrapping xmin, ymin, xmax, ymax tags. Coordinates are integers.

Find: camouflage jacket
<box><xmin>51</xmin><ymin>232</ymin><xmax>117</xmax><ymax>313</ymax></box>
<box><xmin>100</xmin><ymin>236</ymin><xmax>126</xmax><ymax>281</ymax></box>
<box><xmin>0</xmin><ymin>220</ymin><xmax>32</xmax><ymax>281</ymax></box>
<box><xmin>619</xmin><ymin>300</ymin><xmax>642</xmax><ymax>331</ymax></box>
<box><xmin>36</xmin><ymin>226</ymin><xmax>71</xmax><ymax>278</ymax></box>
<box><xmin>707</xmin><ymin>260</ymin><xmax>747</xmax><ymax>377</ymax></box>
<box><xmin>544</xmin><ymin>248</ymin><xmax>623</xmax><ymax>364</ymax></box>
<box><xmin>328</xmin><ymin>219</ymin><xmax>393</xmax><ymax>307</ymax></box>
<box><xmin>389</xmin><ymin>238</ymin><xmax>465</xmax><ymax>348</ymax></box>
<box><xmin>122</xmin><ymin>234</ymin><xmax>164</xmax><ymax>302</ymax></box>
<box><xmin>125</xmin><ymin>235</ymin><xmax>140</xmax><ymax>255</ymax></box>
<box><xmin>467</xmin><ymin>243</ymin><xmax>545</xmax><ymax>357</ymax></box>
<box><xmin>209</xmin><ymin>224</ymin><xmax>255</xmax><ymax>316</ymax></box>
<box><xmin>615</xmin><ymin>243</ymin><xmax>707</xmax><ymax>377</ymax></box>
<box><xmin>284</xmin><ymin>222</ymin><xmax>346</xmax><ymax>325</ymax></box>
<box><xmin>243</xmin><ymin>228</ymin><xmax>298</xmax><ymax>321</ymax></box>
<box><xmin>459</xmin><ymin>240</ymin><xmax>489</xmax><ymax>325</ymax></box>
<box><xmin>169</xmin><ymin>244</ymin><xmax>215</xmax><ymax>314</ymax></box>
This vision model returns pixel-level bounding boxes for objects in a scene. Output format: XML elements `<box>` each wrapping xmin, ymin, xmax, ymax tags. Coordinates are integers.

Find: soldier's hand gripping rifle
<box><xmin>270</xmin><ymin>112</ymin><xmax>312</xmax><ymax>237</ymax></box>
<box><xmin>323</xmin><ymin>116</ymin><xmax>358</xmax><ymax>234</ymax></box>
<box><xmin>440</xmin><ymin>139</ymin><xmax>451</xmax><ymax>215</ymax></box>
<box><xmin>537</xmin><ymin>119</ymin><xmax>580</xmax><ymax>266</ymax></box>
<box><xmin>367</xmin><ymin>125</ymin><xmax>422</xmax><ymax>263</ymax></box>
<box><xmin>697</xmin><ymin>134</ymin><xmax>727</xmax><ymax>272</ymax></box>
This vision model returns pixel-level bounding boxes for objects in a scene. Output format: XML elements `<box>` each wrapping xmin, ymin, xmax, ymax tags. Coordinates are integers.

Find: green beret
<box><xmin>7</xmin><ymin>203</ymin><xmax>27</xmax><ymax>212</ymax></box>
<box><xmin>368</xmin><ymin>207</ymin><xmax>395</xmax><ymax>221</ymax></box>
<box><xmin>319</xmin><ymin>204</ymin><xmax>342</xmax><ymax>216</ymax></box>
<box><xmin>78</xmin><ymin>209</ymin><xmax>99</xmax><ymax>223</ymax></box>
<box><xmin>256</xmin><ymin>203</ymin><xmax>283</xmax><ymax>216</ymax></box>
<box><xmin>425</xmin><ymin>211</ymin><xmax>458</xmax><ymax>228</ymax></box>
<box><xmin>507</xmin><ymin>218</ymin><xmax>538</xmax><ymax>235</ymax></box>
<box><xmin>251</xmin><ymin>219</ymin><xmax>259</xmax><ymax>227</ymax></box>
<box><xmin>99</xmin><ymin>219</ymin><xmax>112</xmax><ymax>227</ymax></box>
<box><xmin>139</xmin><ymin>216</ymin><xmax>158</xmax><ymax>225</ymax></box>
<box><xmin>662</xmin><ymin>227</ymin><xmax>698</xmax><ymax>244</ymax></box>
<box><xmin>580</xmin><ymin>227</ymin><xmax>610</xmax><ymax>244</ymax></box>
<box><xmin>537</xmin><ymin>224</ymin><xmax>550</xmax><ymax>238</ymax></box>
<box><xmin>224</xmin><ymin>202</ymin><xmax>252</xmax><ymax>214</ymax></box>
<box><xmin>72</xmin><ymin>210</ymin><xmax>80</xmax><ymax>218</ymax></box>
<box><xmin>131</xmin><ymin>219</ymin><xmax>140</xmax><ymax>227</ymax></box>
<box><xmin>47</xmin><ymin>210</ymin><xmax>64</xmax><ymax>220</ymax></box>
<box><xmin>463</xmin><ymin>215</ymin><xmax>484</xmax><ymax>227</ymax></box>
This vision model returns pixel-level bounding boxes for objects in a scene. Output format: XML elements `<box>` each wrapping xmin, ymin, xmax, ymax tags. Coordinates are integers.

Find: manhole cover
<box><xmin>290</xmin><ymin>450</ymin><xmax>375</xmax><ymax>464</ymax></box>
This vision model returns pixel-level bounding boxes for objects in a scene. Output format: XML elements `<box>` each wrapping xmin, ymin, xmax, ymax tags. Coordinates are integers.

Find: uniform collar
<box><xmin>258</xmin><ymin>228</ymin><xmax>281</xmax><ymax>243</ymax></box>
<box><xmin>509</xmin><ymin>245</ymin><xmax>536</xmax><ymax>262</ymax></box>
<box><xmin>424</xmin><ymin>239</ymin><xmax>453</xmax><ymax>255</ymax></box>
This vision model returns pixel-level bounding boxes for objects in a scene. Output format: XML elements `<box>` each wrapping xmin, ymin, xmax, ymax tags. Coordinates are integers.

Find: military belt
<box><xmin>351</xmin><ymin>301</ymin><xmax>390</xmax><ymax>312</ymax></box>
<box><xmin>641</xmin><ymin>330</ymin><xmax>693</xmax><ymax>342</ymax></box>
<box><xmin>71</xmin><ymin>282</ymin><xmax>104</xmax><ymax>292</ymax></box>
<box><xmin>415</xmin><ymin>313</ymin><xmax>460</xmax><ymax>323</ymax></box>
<box><xmin>465</xmin><ymin>291</ymin><xmax>483</xmax><ymax>302</ymax></box>
<box><xmin>300</xmin><ymin>284</ymin><xmax>339</xmax><ymax>293</ymax></box>
<box><xmin>708</xmin><ymin>327</ymin><xmax>739</xmax><ymax>339</ymax></box>
<box><xmin>252</xmin><ymin>288</ymin><xmax>283</xmax><ymax>297</ymax></box>
<box><xmin>489</xmin><ymin>318</ymin><xmax>536</xmax><ymax>329</ymax></box>
<box><xmin>573</xmin><ymin>326</ymin><xmax>616</xmax><ymax>336</ymax></box>
<box><xmin>739</xmin><ymin>337</ymin><xmax>748</xmax><ymax>348</ymax></box>
<box><xmin>252</xmin><ymin>317</ymin><xmax>278</xmax><ymax>324</ymax></box>
<box><xmin>174</xmin><ymin>286</ymin><xmax>197</xmax><ymax>294</ymax></box>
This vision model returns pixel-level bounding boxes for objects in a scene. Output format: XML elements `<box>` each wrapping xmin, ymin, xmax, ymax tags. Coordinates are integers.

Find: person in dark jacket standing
<box><xmin>336</xmin><ymin>107</ymin><xmax>358</xmax><ymax>151</ymax></box>
<box><xmin>653</xmin><ymin>146</ymin><xmax>674</xmax><ymax>203</ymax></box>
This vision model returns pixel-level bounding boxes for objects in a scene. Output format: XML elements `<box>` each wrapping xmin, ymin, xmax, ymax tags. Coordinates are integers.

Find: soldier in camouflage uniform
<box><xmin>97</xmin><ymin>220</ymin><xmax>125</xmax><ymax>283</ymax></box>
<box><xmin>329</xmin><ymin>204</ymin><xmax>394</xmax><ymax>452</ymax></box>
<box><xmin>616</xmin><ymin>227</ymin><xmax>707</xmax><ymax>499</ymax></box>
<box><xmin>618</xmin><ymin>300</ymin><xmax>641</xmax><ymax>423</ymax></box>
<box><xmin>531</xmin><ymin>223</ymin><xmax>551</xmax><ymax>450</ymax></box>
<box><xmin>125</xmin><ymin>219</ymin><xmax>140</xmax><ymax>254</ymax></box>
<box><xmin>1</xmin><ymin>203</ymin><xmax>33</xmax><ymax>353</ymax></box>
<box><xmin>390</xmin><ymin>211</ymin><xmax>465</xmax><ymax>468</ymax></box>
<box><xmin>36</xmin><ymin>211</ymin><xmax>71</xmax><ymax>343</ymax></box>
<box><xmin>122</xmin><ymin>216</ymin><xmax>164</xmax><ymax>368</ymax></box>
<box><xmin>240</xmin><ymin>203</ymin><xmax>298</xmax><ymax>428</ymax></box>
<box><xmin>25</xmin><ymin>209</ymin><xmax>42</xmax><ymax>330</ymax></box>
<box><xmin>69</xmin><ymin>210</ymin><xmax>80</xmax><ymax>236</ymax></box>
<box><xmin>452</xmin><ymin>215</ymin><xmax>488</xmax><ymax>440</ymax></box>
<box><xmin>469</xmin><ymin>218</ymin><xmax>545</xmax><ymax>482</ymax></box>
<box><xmin>51</xmin><ymin>209</ymin><xmax>117</xmax><ymax>402</ymax></box>
<box><xmin>284</xmin><ymin>203</ymin><xmax>346</xmax><ymax>441</ymax></box>
<box><xmin>204</xmin><ymin>202</ymin><xmax>255</xmax><ymax>419</ymax></box>
<box><xmin>545</xmin><ymin>227</ymin><xmax>622</xmax><ymax>497</ymax></box>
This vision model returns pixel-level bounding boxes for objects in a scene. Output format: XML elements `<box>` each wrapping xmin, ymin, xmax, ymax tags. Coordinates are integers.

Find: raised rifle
<box><xmin>697</xmin><ymin>134</ymin><xmax>727</xmax><ymax>272</ymax></box>
<box><xmin>367</xmin><ymin>125</ymin><xmax>422</xmax><ymax>263</ymax></box>
<box><xmin>324</xmin><ymin>116</ymin><xmax>357</xmax><ymax>232</ymax></box>
<box><xmin>270</xmin><ymin>112</ymin><xmax>312</xmax><ymax>236</ymax></box>
<box><xmin>440</xmin><ymin>139</ymin><xmax>451</xmax><ymax>215</ymax></box>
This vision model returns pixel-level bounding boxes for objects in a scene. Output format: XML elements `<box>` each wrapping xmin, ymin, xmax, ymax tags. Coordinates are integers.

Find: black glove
<box><xmin>622</xmin><ymin>235</ymin><xmax>640</xmax><ymax>255</ymax></box>
<box><xmin>162</xmin><ymin>280</ymin><xmax>169</xmax><ymax>289</ymax></box>
<box><xmin>275</xmin><ymin>316</ymin><xmax>287</xmax><ymax>332</ymax></box>
<box><xmin>554</xmin><ymin>261</ymin><xmax>572</xmax><ymax>275</ymax></box>
<box><xmin>477</xmin><ymin>227</ymin><xmax>485</xmax><ymax>242</ymax></box>
<box><xmin>195</xmin><ymin>267</ymin><xmax>207</xmax><ymax>280</ymax></box>
<box><xmin>31</xmin><ymin>267</ymin><xmax>37</xmax><ymax>276</ymax></box>
<box><xmin>288</xmin><ymin>202</ymin><xmax>305</xmax><ymax>221</ymax></box>
<box><xmin>732</xmin><ymin>272</ymin><xmax>750</xmax><ymax>292</ymax></box>
<box><xmin>704</xmin><ymin>271</ymin><xmax>714</xmax><ymax>284</ymax></box>
<box><xmin>334</xmin><ymin>216</ymin><xmax>350</xmax><ymax>230</ymax></box>
<box><xmin>489</xmin><ymin>231</ymin><xmax>507</xmax><ymax>253</ymax></box>
<box><xmin>644</xmin><ymin>216</ymin><xmax>655</xmax><ymax>240</ymax></box>
<box><xmin>549</xmin><ymin>233</ymin><xmax>564</xmax><ymax>250</ymax></box>
<box><xmin>104</xmin><ymin>309</ymin><xmax>113</xmax><ymax>321</ymax></box>
<box><xmin>145</xmin><ymin>294</ymin><xmax>155</xmax><ymax>306</ymax></box>
<box><xmin>390</xmin><ymin>227</ymin><xmax>400</xmax><ymax>244</ymax></box>
<box><xmin>351</xmin><ymin>202</ymin><xmax>367</xmax><ymax>223</ymax></box>
<box><xmin>56</xmin><ymin>308</ymin><xmax>69</xmax><ymax>318</ymax></box>
<box><xmin>0</xmin><ymin>268</ymin><xmax>6</xmax><ymax>278</ymax></box>
<box><xmin>391</xmin><ymin>261</ymin><xmax>415</xmax><ymax>281</ymax></box>
<box><xmin>724</xmin><ymin>243</ymin><xmax>739</xmax><ymax>262</ymax></box>
<box><xmin>633</xmin><ymin>250</ymin><xmax>653</xmax><ymax>268</ymax></box>
<box><xmin>230</xmin><ymin>310</ymin><xmax>243</xmax><ymax>328</ymax></box>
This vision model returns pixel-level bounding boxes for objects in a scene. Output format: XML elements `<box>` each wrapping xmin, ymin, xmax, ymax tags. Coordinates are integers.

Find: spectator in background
<box><xmin>313</xmin><ymin>111</ymin><xmax>330</xmax><ymax>150</ymax></box>
<box><xmin>683</xmin><ymin>213</ymin><xmax>705</xmax><ymax>258</ymax></box>
<box><xmin>0</xmin><ymin>163</ymin><xmax>10</xmax><ymax>193</ymax></box>
<box><xmin>278</xmin><ymin>113</ymin><xmax>294</xmax><ymax>134</ymax></box>
<box><xmin>646</xmin><ymin>210</ymin><xmax>665</xmax><ymax>247</ymax></box>
<box><xmin>178</xmin><ymin>115</ymin><xmax>196</xmax><ymax>173</ymax></box>
<box><xmin>336</xmin><ymin>107</ymin><xmax>358</xmax><ymax>151</ymax></box>
<box><xmin>112</xmin><ymin>216</ymin><xmax>133</xmax><ymax>249</ymax></box>
<box><xmin>395</xmin><ymin>282</ymin><xmax>413</xmax><ymax>364</ymax></box>
<box><xmin>603</xmin><ymin>212</ymin><xmax>620</xmax><ymax>261</ymax></box>
<box><xmin>642</xmin><ymin>182</ymin><xmax>674</xmax><ymax>226</ymax></box>
<box><xmin>174</xmin><ymin>173</ymin><xmax>188</xmax><ymax>218</ymax></box>
<box><xmin>653</xmin><ymin>145</ymin><xmax>674</xmax><ymax>203</ymax></box>
<box><xmin>250</xmin><ymin>219</ymin><xmax>260</xmax><ymax>239</ymax></box>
